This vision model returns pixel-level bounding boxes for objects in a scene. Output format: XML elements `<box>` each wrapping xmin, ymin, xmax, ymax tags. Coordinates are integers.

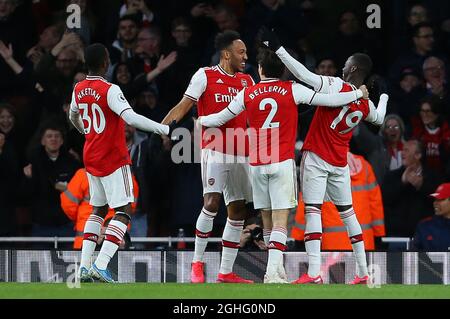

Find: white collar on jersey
<box><xmin>86</xmin><ymin>75</ymin><xmax>107</xmax><ymax>81</ymax></box>
<box><xmin>216</xmin><ymin>64</ymin><xmax>236</xmax><ymax>77</ymax></box>
<box><xmin>259</xmin><ymin>78</ymin><xmax>279</xmax><ymax>83</ymax></box>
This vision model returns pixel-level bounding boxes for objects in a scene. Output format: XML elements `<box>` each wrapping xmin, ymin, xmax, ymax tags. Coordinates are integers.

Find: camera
<box><xmin>250</xmin><ymin>226</ymin><xmax>263</xmax><ymax>241</ymax></box>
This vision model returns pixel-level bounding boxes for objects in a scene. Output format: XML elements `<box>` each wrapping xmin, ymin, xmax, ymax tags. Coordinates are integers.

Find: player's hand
<box><xmin>258</xmin><ymin>26</ymin><xmax>281</xmax><ymax>52</ymax></box>
<box><xmin>359</xmin><ymin>85</ymin><xmax>369</xmax><ymax>99</ymax></box>
<box><xmin>168</xmin><ymin>120</ymin><xmax>179</xmax><ymax>141</ymax></box>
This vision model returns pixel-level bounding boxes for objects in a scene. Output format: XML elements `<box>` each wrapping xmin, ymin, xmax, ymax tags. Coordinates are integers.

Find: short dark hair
<box><xmin>256</xmin><ymin>48</ymin><xmax>285</xmax><ymax>78</ymax></box>
<box><xmin>412</xmin><ymin>21</ymin><xmax>433</xmax><ymax>37</ymax></box>
<box><xmin>119</xmin><ymin>14</ymin><xmax>139</xmax><ymax>26</ymax></box>
<box><xmin>214</xmin><ymin>30</ymin><xmax>241</xmax><ymax>51</ymax></box>
<box><xmin>84</xmin><ymin>43</ymin><xmax>108</xmax><ymax>73</ymax></box>
<box><xmin>351</xmin><ymin>53</ymin><xmax>373</xmax><ymax>79</ymax></box>
<box><xmin>420</xmin><ymin>95</ymin><xmax>443</xmax><ymax>116</ymax></box>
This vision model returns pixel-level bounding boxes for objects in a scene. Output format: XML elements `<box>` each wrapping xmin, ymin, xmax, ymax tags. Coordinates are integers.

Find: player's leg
<box><xmin>79</xmin><ymin>173</ymin><xmax>109</xmax><ymax>281</ymax></box>
<box><xmin>264</xmin><ymin>159</ymin><xmax>297</xmax><ymax>283</ymax></box>
<box><xmin>328</xmin><ymin>166</ymin><xmax>368</xmax><ymax>284</ymax></box>
<box><xmin>216</xmin><ymin>158</ymin><xmax>253</xmax><ymax>283</ymax></box>
<box><xmin>191</xmin><ymin>149</ymin><xmax>225</xmax><ymax>283</ymax></box>
<box><xmin>250</xmin><ymin>164</ymin><xmax>271</xmax><ymax>246</ymax></box>
<box><xmin>265</xmin><ymin>209</ymin><xmax>289</xmax><ymax>283</ymax></box>
<box><xmin>90</xmin><ymin>165</ymin><xmax>134</xmax><ymax>283</ymax></box>
<box><xmin>295</xmin><ymin>152</ymin><xmax>327</xmax><ymax>284</ymax></box>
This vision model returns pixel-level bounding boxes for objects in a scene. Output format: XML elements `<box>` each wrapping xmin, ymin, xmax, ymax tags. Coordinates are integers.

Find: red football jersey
<box><xmin>302</xmin><ymin>82</ymin><xmax>370</xmax><ymax>167</ymax></box>
<box><xmin>70</xmin><ymin>76</ymin><xmax>131</xmax><ymax>177</ymax></box>
<box><xmin>412</xmin><ymin>120</ymin><xmax>450</xmax><ymax>173</ymax></box>
<box><xmin>243</xmin><ymin>79</ymin><xmax>298</xmax><ymax>165</ymax></box>
<box><xmin>184</xmin><ymin>65</ymin><xmax>254</xmax><ymax>156</ymax></box>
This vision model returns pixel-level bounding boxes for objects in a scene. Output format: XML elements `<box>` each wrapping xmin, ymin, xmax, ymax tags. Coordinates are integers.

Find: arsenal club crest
<box><xmin>241</xmin><ymin>79</ymin><xmax>248</xmax><ymax>87</ymax></box>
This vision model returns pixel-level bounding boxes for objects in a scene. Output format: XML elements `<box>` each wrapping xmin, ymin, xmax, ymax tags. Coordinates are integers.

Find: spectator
<box><xmin>389</xmin><ymin>67</ymin><xmax>426</xmax><ymax>131</ymax></box>
<box><xmin>412</xmin><ymin>96</ymin><xmax>450</xmax><ymax>176</ymax></box>
<box><xmin>164</xmin><ymin>17</ymin><xmax>201</xmax><ymax>107</ymax></box>
<box><xmin>413</xmin><ymin>182</ymin><xmax>450</xmax><ymax>251</ymax></box>
<box><xmin>0</xmin><ymin>0</ymin><xmax>34</xmax><ymax>97</ymax></box>
<box><xmin>0</xmin><ymin>131</ymin><xmax>19</xmax><ymax>237</ymax></box>
<box><xmin>22</xmin><ymin>124</ymin><xmax>80</xmax><ymax>241</ymax></box>
<box><xmin>422</xmin><ymin>56</ymin><xmax>450</xmax><ymax>121</ymax></box>
<box><xmin>133</xmin><ymin>86</ymin><xmax>167</xmax><ymax>123</ymax></box>
<box><xmin>331</xmin><ymin>11</ymin><xmax>369</xmax><ymax>69</ymax></box>
<box><xmin>352</xmin><ymin>114</ymin><xmax>407</xmax><ymax>184</ymax></box>
<box><xmin>0</xmin><ymin>103</ymin><xmax>30</xmax><ymax>165</ymax></box>
<box><xmin>315</xmin><ymin>56</ymin><xmax>337</xmax><ymax>77</ymax></box>
<box><xmin>381</xmin><ymin>139</ymin><xmax>441</xmax><ymax>238</ymax></box>
<box><xmin>26</xmin><ymin>23</ymin><xmax>65</xmax><ymax>68</ymax></box>
<box><xmin>389</xmin><ymin>22</ymin><xmax>437</xmax><ymax>83</ymax></box>
<box><xmin>109</xmin><ymin>14</ymin><xmax>139</xmax><ymax>65</ymax></box>
<box><xmin>119</xmin><ymin>0</ymin><xmax>156</xmax><ymax>26</ymax></box>
<box><xmin>35</xmin><ymin>32</ymin><xmax>84</xmax><ymax>113</ymax></box>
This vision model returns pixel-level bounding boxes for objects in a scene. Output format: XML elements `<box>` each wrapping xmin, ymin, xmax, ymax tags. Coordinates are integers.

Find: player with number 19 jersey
<box><xmin>71</xmin><ymin>76</ymin><xmax>131</xmax><ymax>177</ymax></box>
<box><xmin>302</xmin><ymin>78</ymin><xmax>373</xmax><ymax>167</ymax></box>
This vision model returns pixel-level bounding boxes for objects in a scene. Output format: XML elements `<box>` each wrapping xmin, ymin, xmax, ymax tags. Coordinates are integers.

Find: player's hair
<box><xmin>256</xmin><ymin>48</ymin><xmax>284</xmax><ymax>78</ymax></box>
<box><xmin>84</xmin><ymin>43</ymin><xmax>108</xmax><ymax>73</ymax></box>
<box><xmin>351</xmin><ymin>53</ymin><xmax>372</xmax><ymax>79</ymax></box>
<box><xmin>214</xmin><ymin>30</ymin><xmax>241</xmax><ymax>51</ymax></box>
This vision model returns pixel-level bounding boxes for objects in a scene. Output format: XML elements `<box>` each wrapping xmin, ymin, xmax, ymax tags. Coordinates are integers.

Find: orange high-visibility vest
<box><xmin>60</xmin><ymin>168</ymin><xmax>139</xmax><ymax>249</ymax></box>
<box><xmin>291</xmin><ymin>154</ymin><xmax>385</xmax><ymax>250</ymax></box>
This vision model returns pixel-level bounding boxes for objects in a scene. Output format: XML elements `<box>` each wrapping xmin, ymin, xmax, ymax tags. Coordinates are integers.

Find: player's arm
<box><xmin>107</xmin><ymin>84</ymin><xmax>169</xmax><ymax>135</ymax></box>
<box><xmin>162</xmin><ymin>68</ymin><xmax>207</xmax><ymax>124</ymax></box>
<box><xmin>364</xmin><ymin>94</ymin><xmax>389</xmax><ymax>126</ymax></box>
<box><xmin>292</xmin><ymin>83</ymin><xmax>367</xmax><ymax>107</ymax></box>
<box><xmin>161</xmin><ymin>97</ymin><xmax>195</xmax><ymax>124</ymax></box>
<box><xmin>68</xmin><ymin>91</ymin><xmax>85</xmax><ymax>134</ymax></box>
<box><xmin>199</xmin><ymin>90</ymin><xmax>245</xmax><ymax>127</ymax></box>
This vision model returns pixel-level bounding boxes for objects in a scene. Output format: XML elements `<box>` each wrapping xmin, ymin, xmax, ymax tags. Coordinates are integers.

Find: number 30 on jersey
<box><xmin>79</xmin><ymin>103</ymin><xmax>106</xmax><ymax>134</ymax></box>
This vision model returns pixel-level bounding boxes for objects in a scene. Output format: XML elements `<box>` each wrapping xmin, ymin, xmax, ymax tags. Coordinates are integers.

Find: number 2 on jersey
<box><xmin>330</xmin><ymin>106</ymin><xmax>363</xmax><ymax>134</ymax></box>
<box><xmin>79</xmin><ymin>103</ymin><xmax>106</xmax><ymax>134</ymax></box>
<box><xmin>259</xmin><ymin>98</ymin><xmax>280</xmax><ymax>129</ymax></box>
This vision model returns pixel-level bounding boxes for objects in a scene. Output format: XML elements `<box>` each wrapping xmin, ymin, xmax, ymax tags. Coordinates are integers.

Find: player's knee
<box><xmin>204</xmin><ymin>194</ymin><xmax>221</xmax><ymax>212</ymax></box>
<box><xmin>336</xmin><ymin>204</ymin><xmax>353</xmax><ymax>212</ymax></box>
<box><xmin>93</xmin><ymin>205</ymin><xmax>108</xmax><ymax>218</ymax></box>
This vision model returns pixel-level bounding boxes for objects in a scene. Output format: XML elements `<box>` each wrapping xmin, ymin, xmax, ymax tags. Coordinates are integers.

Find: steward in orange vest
<box><xmin>60</xmin><ymin>168</ymin><xmax>139</xmax><ymax>249</ymax></box>
<box><xmin>292</xmin><ymin>152</ymin><xmax>385</xmax><ymax>250</ymax></box>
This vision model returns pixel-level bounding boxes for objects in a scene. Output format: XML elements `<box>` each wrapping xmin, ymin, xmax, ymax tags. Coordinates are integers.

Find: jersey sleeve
<box><xmin>70</xmin><ymin>90</ymin><xmax>79</xmax><ymax>113</ymax></box>
<box><xmin>365</xmin><ymin>94</ymin><xmax>388</xmax><ymax>125</ymax></box>
<box><xmin>184</xmin><ymin>68</ymin><xmax>207</xmax><ymax>102</ymax></box>
<box><xmin>292</xmin><ymin>82</ymin><xmax>362</xmax><ymax>106</ymax></box>
<box><xmin>107</xmin><ymin>84</ymin><xmax>133</xmax><ymax>116</ymax></box>
<box><xmin>317</xmin><ymin>76</ymin><xmax>345</xmax><ymax>94</ymax></box>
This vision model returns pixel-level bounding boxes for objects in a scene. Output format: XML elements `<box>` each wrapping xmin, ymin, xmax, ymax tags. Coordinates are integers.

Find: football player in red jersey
<box><xmin>199</xmin><ymin>48</ymin><xmax>368</xmax><ymax>283</ymax></box>
<box><xmin>162</xmin><ymin>31</ymin><xmax>255</xmax><ymax>283</ymax></box>
<box><xmin>69</xmin><ymin>43</ymin><xmax>174</xmax><ymax>283</ymax></box>
<box><xmin>261</xmin><ymin>28</ymin><xmax>389</xmax><ymax>285</ymax></box>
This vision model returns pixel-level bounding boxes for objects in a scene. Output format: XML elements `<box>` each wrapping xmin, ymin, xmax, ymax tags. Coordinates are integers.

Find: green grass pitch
<box><xmin>0</xmin><ymin>283</ymin><xmax>449</xmax><ymax>299</ymax></box>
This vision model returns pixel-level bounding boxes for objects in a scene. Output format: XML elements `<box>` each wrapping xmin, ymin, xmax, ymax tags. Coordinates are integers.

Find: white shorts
<box><xmin>300</xmin><ymin>151</ymin><xmax>352</xmax><ymax>206</ymax></box>
<box><xmin>201</xmin><ymin>149</ymin><xmax>252</xmax><ymax>206</ymax></box>
<box><xmin>86</xmin><ymin>165</ymin><xmax>134</xmax><ymax>209</ymax></box>
<box><xmin>250</xmin><ymin>159</ymin><xmax>298</xmax><ymax>210</ymax></box>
